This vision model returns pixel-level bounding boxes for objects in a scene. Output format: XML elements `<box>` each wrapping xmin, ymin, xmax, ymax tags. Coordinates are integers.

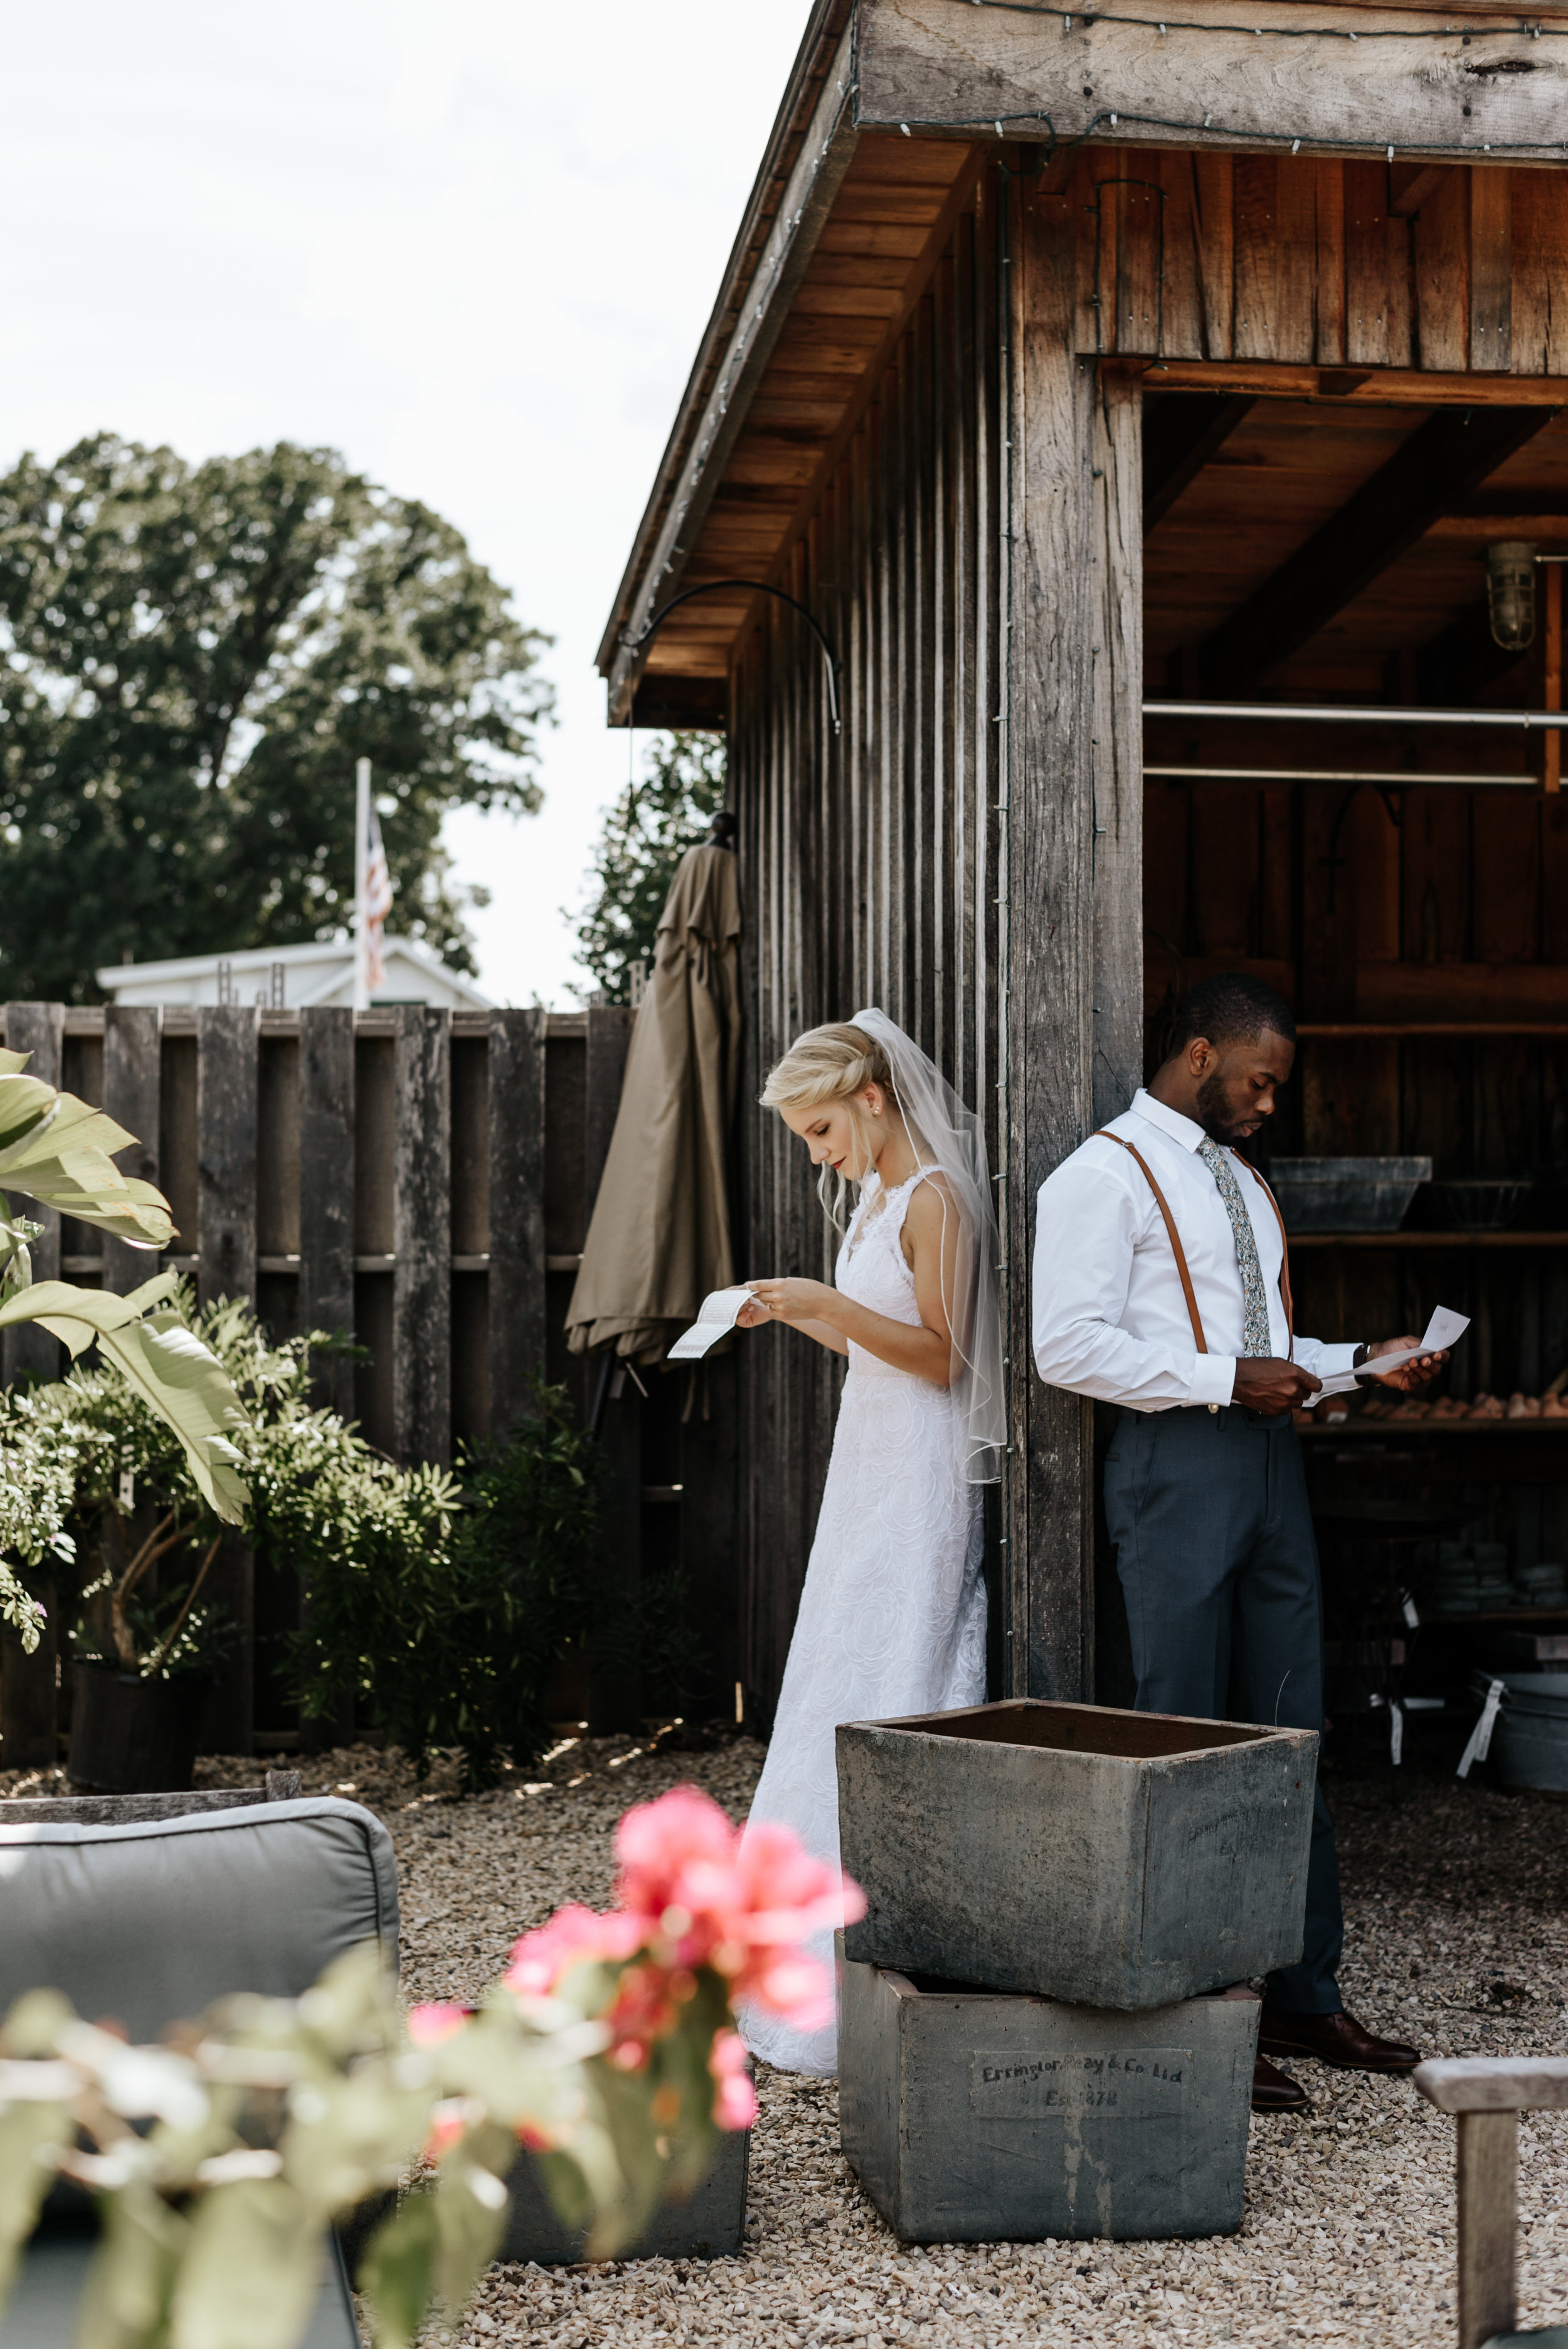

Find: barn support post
<box><xmin>1004</xmin><ymin>167</ymin><xmax>1143</xmax><ymax>1701</ymax></box>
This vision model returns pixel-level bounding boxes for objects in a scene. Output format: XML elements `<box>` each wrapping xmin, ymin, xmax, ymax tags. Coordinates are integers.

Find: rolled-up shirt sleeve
<box><xmin>1032</xmin><ymin>1150</ymin><xmax>1237</xmax><ymax>1411</ymax></box>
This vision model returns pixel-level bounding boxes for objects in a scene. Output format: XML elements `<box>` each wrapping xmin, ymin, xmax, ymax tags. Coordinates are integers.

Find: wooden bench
<box><xmin>1414</xmin><ymin>2057</ymin><xmax>1568</xmax><ymax>2349</ymax></box>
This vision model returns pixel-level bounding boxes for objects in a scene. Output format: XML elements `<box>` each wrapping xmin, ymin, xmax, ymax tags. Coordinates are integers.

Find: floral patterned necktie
<box><xmin>1197</xmin><ymin>1139</ymin><xmax>1273</xmax><ymax>1358</ymax></box>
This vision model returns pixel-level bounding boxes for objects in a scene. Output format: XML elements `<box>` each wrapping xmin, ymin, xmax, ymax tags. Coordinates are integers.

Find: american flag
<box><xmin>362</xmin><ymin>802</ymin><xmax>395</xmax><ymax>992</ymax></box>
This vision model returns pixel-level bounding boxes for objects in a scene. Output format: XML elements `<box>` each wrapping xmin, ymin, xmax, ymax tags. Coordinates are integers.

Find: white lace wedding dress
<box><xmin>739</xmin><ymin>1166</ymin><xmax>988</xmax><ymax>2076</ymax></box>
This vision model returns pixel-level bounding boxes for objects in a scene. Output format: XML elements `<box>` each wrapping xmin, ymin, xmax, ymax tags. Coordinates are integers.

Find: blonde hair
<box><xmin>760</xmin><ymin>1022</ymin><xmax>891</xmax><ymax>1113</ymax></box>
<box><xmin>760</xmin><ymin>1022</ymin><xmax>898</xmax><ymax>1229</ymax></box>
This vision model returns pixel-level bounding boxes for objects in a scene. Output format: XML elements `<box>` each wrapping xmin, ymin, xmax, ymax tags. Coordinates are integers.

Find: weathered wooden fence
<box><xmin>0</xmin><ymin>1002</ymin><xmax>738</xmax><ymax>1763</ymax></box>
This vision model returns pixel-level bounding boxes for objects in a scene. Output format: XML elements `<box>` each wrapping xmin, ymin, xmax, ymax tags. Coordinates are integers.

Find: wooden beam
<box><xmin>854</xmin><ymin>0</ymin><xmax>1568</xmax><ymax>166</ymax></box>
<box><xmin>1148</xmin><ymin>360</ymin><xmax>1568</xmax><ymax>406</ymax></box>
<box><xmin>1390</xmin><ymin>162</ymin><xmax>1450</xmax><ymax>219</ymax></box>
<box><xmin>605</xmin><ymin>23</ymin><xmax>859</xmax><ymax>721</ymax></box>
<box><xmin>1006</xmin><ymin>172</ymin><xmax>1098</xmax><ymax>1702</ymax></box>
<box><xmin>1142</xmin><ymin>391</ymin><xmax>1253</xmax><ymax>533</ymax></box>
<box><xmin>1201</xmin><ymin>404</ymin><xmax>1559</xmax><ymax>694</ymax></box>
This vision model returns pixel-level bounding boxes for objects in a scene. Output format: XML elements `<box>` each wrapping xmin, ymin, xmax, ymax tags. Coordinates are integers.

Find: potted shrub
<box><xmin>0</xmin><ymin>1046</ymin><xmax>250</xmax><ymax>1769</ymax></box>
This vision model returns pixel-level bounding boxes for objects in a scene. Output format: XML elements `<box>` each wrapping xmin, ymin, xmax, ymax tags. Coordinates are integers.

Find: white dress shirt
<box><xmin>1032</xmin><ymin>1088</ymin><xmax>1362</xmax><ymax>1412</ymax></box>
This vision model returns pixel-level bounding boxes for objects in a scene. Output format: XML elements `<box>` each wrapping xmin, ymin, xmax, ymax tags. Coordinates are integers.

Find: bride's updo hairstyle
<box><xmin>760</xmin><ymin>1022</ymin><xmax>898</xmax><ymax>1228</ymax></box>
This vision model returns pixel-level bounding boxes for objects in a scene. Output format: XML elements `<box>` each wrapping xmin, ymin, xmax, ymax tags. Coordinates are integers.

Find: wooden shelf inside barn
<box><xmin>1291</xmin><ymin>1232</ymin><xmax>1568</xmax><ymax>1249</ymax></box>
<box><xmin>1298</xmin><ymin>1025</ymin><xmax>1568</xmax><ymax>1039</ymax></box>
<box><xmin>1301</xmin><ymin>1421</ymin><xmax>1568</xmax><ymax>1437</ymax></box>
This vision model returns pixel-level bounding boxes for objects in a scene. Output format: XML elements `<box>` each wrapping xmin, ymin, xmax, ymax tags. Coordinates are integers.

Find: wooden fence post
<box><xmin>196</xmin><ymin>1005</ymin><xmax>259</xmax><ymax>1310</ymax></box>
<box><xmin>585</xmin><ymin>1005</ymin><xmax>640</xmax><ymax>1734</ymax></box>
<box><xmin>195</xmin><ymin>1006</ymin><xmax>258</xmax><ymax>1755</ymax></box>
<box><xmin>488</xmin><ymin>1006</ymin><xmax>548</xmax><ymax>1436</ymax></box>
<box><xmin>299</xmin><ymin>1008</ymin><xmax>356</xmax><ymax>1421</ymax></box>
<box><xmin>102</xmin><ymin>1006</ymin><xmax>163</xmax><ymax>1296</ymax></box>
<box><xmin>393</xmin><ymin>1007</ymin><xmax>452</xmax><ymax>1467</ymax></box>
<box><xmin>3</xmin><ymin>1004</ymin><xmax>66</xmax><ymax>1384</ymax></box>
<box><xmin>1</xmin><ymin>1005</ymin><xmax>66</xmax><ymax>1768</ymax></box>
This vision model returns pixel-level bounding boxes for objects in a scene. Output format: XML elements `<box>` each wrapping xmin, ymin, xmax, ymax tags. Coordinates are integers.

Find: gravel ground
<box><xmin>6</xmin><ymin>1734</ymin><xmax>1565</xmax><ymax>2345</ymax></box>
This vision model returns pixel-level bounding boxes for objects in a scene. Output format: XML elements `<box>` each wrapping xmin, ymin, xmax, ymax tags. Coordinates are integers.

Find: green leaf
<box><xmin>168</xmin><ymin>2180</ymin><xmax>323</xmax><ymax>2349</ymax></box>
<box><xmin>0</xmin><ymin>1284</ymin><xmax>251</xmax><ymax>1524</ymax></box>
<box><xmin>73</xmin><ymin>2178</ymin><xmax>188</xmax><ymax>2349</ymax></box>
<box><xmin>0</xmin><ymin>1085</ymin><xmax>173</xmax><ymax>1249</ymax></box>
<box><xmin>428</xmin><ymin>2136</ymin><xmax>510</xmax><ymax>2325</ymax></box>
<box><xmin>0</xmin><ymin>2104</ymin><xmax>69</xmax><ymax>2304</ymax></box>
<box><xmin>358</xmin><ymin>2193</ymin><xmax>435</xmax><ymax>2349</ymax></box>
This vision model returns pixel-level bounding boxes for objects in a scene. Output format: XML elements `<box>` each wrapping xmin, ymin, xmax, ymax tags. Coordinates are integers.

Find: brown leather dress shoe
<box><xmin>1258</xmin><ymin>2006</ymin><xmax>1421</xmax><ymax>2073</ymax></box>
<box><xmin>1251</xmin><ymin>2054</ymin><xmax>1309</xmax><ymax>2113</ymax></box>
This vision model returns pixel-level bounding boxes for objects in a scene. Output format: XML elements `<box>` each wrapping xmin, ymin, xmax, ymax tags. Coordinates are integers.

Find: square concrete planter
<box><xmin>496</xmin><ymin>2126</ymin><xmax>749</xmax><ymax>2265</ymax></box>
<box><xmin>838</xmin><ymin>1699</ymin><xmax>1317</xmax><ymax>2010</ymax></box>
<box><xmin>839</xmin><ymin>1943</ymin><xmax>1259</xmax><ymax>2243</ymax></box>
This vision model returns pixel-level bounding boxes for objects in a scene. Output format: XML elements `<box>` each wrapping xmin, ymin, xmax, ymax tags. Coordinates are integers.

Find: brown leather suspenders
<box><xmin>1093</xmin><ymin>1131</ymin><xmax>1295</xmax><ymax>1362</ymax></box>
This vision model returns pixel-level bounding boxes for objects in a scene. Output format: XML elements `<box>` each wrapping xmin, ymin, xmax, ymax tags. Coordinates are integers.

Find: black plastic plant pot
<box><xmin>68</xmin><ymin>1664</ymin><xmax>211</xmax><ymax>1793</ymax></box>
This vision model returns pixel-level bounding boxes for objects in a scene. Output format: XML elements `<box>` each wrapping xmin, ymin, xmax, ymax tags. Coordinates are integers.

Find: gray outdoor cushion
<box><xmin>0</xmin><ymin>2224</ymin><xmax>360</xmax><ymax>2349</ymax></box>
<box><xmin>0</xmin><ymin>1797</ymin><xmax>399</xmax><ymax>2041</ymax></box>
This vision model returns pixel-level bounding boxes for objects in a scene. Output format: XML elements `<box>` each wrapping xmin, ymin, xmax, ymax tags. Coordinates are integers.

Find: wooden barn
<box><xmin>598</xmin><ymin>0</ymin><xmax>1568</xmax><ymax>1727</ymax></box>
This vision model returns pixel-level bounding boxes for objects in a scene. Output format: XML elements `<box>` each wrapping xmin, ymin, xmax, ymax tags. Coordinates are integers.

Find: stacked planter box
<box><xmin>835</xmin><ymin>1699</ymin><xmax>1319</xmax><ymax>2244</ymax></box>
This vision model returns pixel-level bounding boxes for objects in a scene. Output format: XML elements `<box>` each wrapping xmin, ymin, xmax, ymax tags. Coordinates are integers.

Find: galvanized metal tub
<box><xmin>839</xmin><ymin>1941</ymin><xmax>1259</xmax><ymax>2243</ymax></box>
<box><xmin>837</xmin><ymin>1699</ymin><xmax>1318</xmax><ymax>2010</ymax></box>
<box><xmin>1469</xmin><ymin>1668</ymin><xmax>1568</xmax><ymax>1795</ymax></box>
<box><xmin>1266</xmin><ymin>1155</ymin><xmax>1431</xmax><ymax>1233</ymax></box>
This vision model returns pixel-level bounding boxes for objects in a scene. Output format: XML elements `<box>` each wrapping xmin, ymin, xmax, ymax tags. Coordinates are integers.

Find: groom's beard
<box><xmin>1195</xmin><ymin>1069</ymin><xmax>1262</xmax><ymax>1147</ymax></box>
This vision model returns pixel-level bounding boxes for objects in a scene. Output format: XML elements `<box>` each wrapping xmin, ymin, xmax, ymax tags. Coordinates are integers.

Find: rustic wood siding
<box><xmin>729</xmin><ymin>182</ymin><xmax>1005</xmax><ymax>1716</ymax></box>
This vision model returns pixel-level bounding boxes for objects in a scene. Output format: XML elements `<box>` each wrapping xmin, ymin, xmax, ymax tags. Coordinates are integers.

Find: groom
<box><xmin>1031</xmin><ymin>972</ymin><xmax>1446</xmax><ymax>2114</ymax></box>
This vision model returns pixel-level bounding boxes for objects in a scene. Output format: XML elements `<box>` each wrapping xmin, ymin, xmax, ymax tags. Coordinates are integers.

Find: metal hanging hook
<box><xmin>622</xmin><ymin>580</ymin><xmax>842</xmax><ymax>735</ymax></box>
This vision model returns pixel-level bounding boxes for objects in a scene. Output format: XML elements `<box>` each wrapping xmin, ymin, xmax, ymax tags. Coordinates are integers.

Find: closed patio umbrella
<box><xmin>565</xmin><ymin>837</ymin><xmax>743</xmax><ymax>1362</ymax></box>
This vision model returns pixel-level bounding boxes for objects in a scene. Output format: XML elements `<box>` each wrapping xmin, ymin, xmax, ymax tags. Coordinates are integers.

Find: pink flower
<box><xmin>708</xmin><ymin>2028</ymin><xmax>757</xmax><ymax>2132</ymax></box>
<box><xmin>609</xmin><ymin>1787</ymin><xmax>863</xmax><ymax>2026</ymax></box>
<box><xmin>407</xmin><ymin>2003</ymin><xmax>469</xmax><ymax>2049</ymax></box>
<box><xmin>502</xmin><ymin>1904</ymin><xmax>642</xmax><ymax>1998</ymax></box>
<box><xmin>423</xmin><ymin>2099</ymin><xmax>468</xmax><ymax>2161</ymax></box>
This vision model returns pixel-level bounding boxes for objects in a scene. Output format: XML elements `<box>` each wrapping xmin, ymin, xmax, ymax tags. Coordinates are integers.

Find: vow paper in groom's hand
<box><xmin>668</xmin><ymin>1286</ymin><xmax>753</xmax><ymax>1361</ymax></box>
<box><xmin>1313</xmin><ymin>1305</ymin><xmax>1470</xmax><ymax>1399</ymax></box>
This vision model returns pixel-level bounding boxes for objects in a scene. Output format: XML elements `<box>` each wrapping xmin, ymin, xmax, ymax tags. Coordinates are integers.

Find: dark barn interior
<box><xmin>1133</xmin><ymin>377</ymin><xmax>1568</xmax><ymax>1744</ymax></box>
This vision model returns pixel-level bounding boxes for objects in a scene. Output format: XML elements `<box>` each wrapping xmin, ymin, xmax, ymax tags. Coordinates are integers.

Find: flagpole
<box><xmin>352</xmin><ymin>758</ymin><xmax>371</xmax><ymax>1012</ymax></box>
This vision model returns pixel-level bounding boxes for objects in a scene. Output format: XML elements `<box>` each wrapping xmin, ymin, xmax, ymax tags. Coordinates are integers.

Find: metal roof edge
<box><xmin>593</xmin><ymin>0</ymin><xmax>852</xmax><ymax>686</ymax></box>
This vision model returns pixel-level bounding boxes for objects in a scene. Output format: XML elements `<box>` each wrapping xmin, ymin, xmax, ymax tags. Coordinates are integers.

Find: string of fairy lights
<box><xmin>850</xmin><ymin>0</ymin><xmax>1568</xmax><ymax>163</ymax></box>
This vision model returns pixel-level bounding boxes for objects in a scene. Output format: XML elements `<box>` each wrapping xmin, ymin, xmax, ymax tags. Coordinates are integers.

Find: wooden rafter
<box><xmin>1199</xmin><ymin>405</ymin><xmax>1561</xmax><ymax>695</ymax></box>
<box><xmin>1143</xmin><ymin>393</ymin><xmax>1254</xmax><ymax>533</ymax></box>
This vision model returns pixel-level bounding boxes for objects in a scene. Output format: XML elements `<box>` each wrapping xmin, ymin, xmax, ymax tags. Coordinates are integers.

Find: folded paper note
<box><xmin>667</xmin><ymin>1286</ymin><xmax>753</xmax><ymax>1362</ymax></box>
<box><xmin>1315</xmin><ymin>1305</ymin><xmax>1470</xmax><ymax>1399</ymax></box>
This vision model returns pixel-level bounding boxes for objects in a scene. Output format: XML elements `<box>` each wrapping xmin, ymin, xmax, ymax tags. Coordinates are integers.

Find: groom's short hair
<box><xmin>1166</xmin><ymin>973</ymin><xmax>1296</xmax><ymax>1059</ymax></box>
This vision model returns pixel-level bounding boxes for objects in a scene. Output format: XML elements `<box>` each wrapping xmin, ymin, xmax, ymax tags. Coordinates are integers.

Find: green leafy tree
<box><xmin>572</xmin><ymin>731</ymin><xmax>726</xmax><ymax>1002</ymax></box>
<box><xmin>0</xmin><ymin>435</ymin><xmax>552</xmax><ymax>999</ymax></box>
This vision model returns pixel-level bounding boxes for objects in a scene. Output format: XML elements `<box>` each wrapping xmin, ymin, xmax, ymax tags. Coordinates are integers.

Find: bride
<box><xmin>734</xmin><ymin>1009</ymin><xmax>1004</xmax><ymax>2075</ymax></box>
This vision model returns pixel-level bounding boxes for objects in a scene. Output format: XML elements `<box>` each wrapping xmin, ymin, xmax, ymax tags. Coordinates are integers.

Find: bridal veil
<box><xmin>850</xmin><ymin>1007</ymin><xmax>1005</xmax><ymax>1485</ymax></box>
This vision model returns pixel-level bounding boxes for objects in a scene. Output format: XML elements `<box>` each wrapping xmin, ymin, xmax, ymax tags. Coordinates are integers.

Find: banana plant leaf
<box><xmin>0</xmin><ymin>1074</ymin><xmax>173</xmax><ymax>1248</ymax></box>
<box><xmin>0</xmin><ymin>1277</ymin><xmax>251</xmax><ymax>1524</ymax></box>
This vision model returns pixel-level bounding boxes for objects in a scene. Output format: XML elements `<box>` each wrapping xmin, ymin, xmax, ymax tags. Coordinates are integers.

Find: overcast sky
<box><xmin>1</xmin><ymin>1</ymin><xmax>803</xmax><ymax>1004</ymax></box>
